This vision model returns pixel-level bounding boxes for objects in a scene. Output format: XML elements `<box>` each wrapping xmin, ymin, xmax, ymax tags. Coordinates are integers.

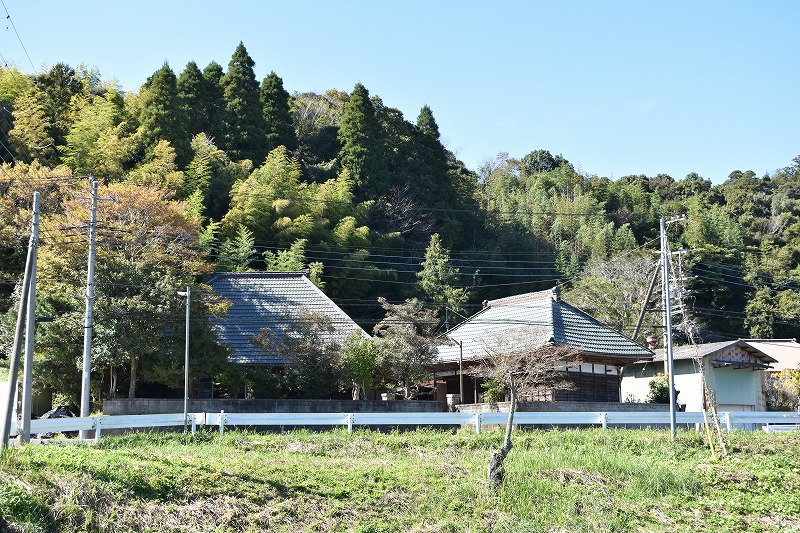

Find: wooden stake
<box><xmin>702</xmin><ymin>409</ymin><xmax>716</xmax><ymax>460</ymax></box>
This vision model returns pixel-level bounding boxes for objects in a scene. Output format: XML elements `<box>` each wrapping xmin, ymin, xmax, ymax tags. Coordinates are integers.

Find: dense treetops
<box><xmin>0</xmin><ymin>42</ymin><xmax>799</xmax><ymax>403</ymax></box>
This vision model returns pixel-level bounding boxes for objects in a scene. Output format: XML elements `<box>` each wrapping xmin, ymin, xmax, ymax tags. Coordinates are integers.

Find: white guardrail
<box><xmin>14</xmin><ymin>410</ymin><xmax>800</xmax><ymax>441</ymax></box>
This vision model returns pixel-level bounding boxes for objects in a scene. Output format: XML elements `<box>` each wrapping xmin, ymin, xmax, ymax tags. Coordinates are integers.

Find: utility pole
<box><xmin>660</xmin><ymin>216</ymin><xmax>685</xmax><ymax>439</ymax></box>
<box><xmin>20</xmin><ymin>192</ymin><xmax>40</xmax><ymax>443</ymax></box>
<box><xmin>458</xmin><ymin>340</ymin><xmax>464</xmax><ymax>401</ymax></box>
<box><xmin>75</xmin><ymin>179</ymin><xmax>112</xmax><ymax>439</ymax></box>
<box><xmin>79</xmin><ymin>179</ymin><xmax>101</xmax><ymax>439</ymax></box>
<box><xmin>79</xmin><ymin>180</ymin><xmax>98</xmax><ymax>438</ymax></box>
<box><xmin>1</xmin><ymin>193</ymin><xmax>38</xmax><ymax>448</ymax></box>
<box><xmin>178</xmin><ymin>286</ymin><xmax>190</xmax><ymax>432</ymax></box>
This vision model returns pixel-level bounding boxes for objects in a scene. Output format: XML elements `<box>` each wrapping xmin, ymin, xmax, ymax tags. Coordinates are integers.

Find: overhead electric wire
<box><xmin>27</xmin><ymin>219</ymin><xmax>800</xmax><ymax>295</ymax></box>
<box><xmin>0</xmin><ymin>0</ymin><xmax>36</xmax><ymax>74</ymax></box>
<box><xmin>694</xmin><ymin>260</ymin><xmax>800</xmax><ymax>291</ymax></box>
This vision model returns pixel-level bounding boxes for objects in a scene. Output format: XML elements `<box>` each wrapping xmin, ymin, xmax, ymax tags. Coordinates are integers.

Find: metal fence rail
<box><xmin>28</xmin><ymin>413</ymin><xmax>205</xmax><ymax>441</ymax></box>
<box><xmin>721</xmin><ymin>411</ymin><xmax>800</xmax><ymax>432</ymax></box>
<box><xmin>16</xmin><ymin>410</ymin><xmax>800</xmax><ymax>441</ymax></box>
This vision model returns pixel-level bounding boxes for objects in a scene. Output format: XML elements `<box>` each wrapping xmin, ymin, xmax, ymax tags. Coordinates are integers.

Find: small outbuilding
<box><xmin>620</xmin><ymin>340</ymin><xmax>777</xmax><ymax>412</ymax></box>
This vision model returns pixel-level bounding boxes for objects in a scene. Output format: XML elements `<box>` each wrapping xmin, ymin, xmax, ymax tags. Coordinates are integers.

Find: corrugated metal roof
<box><xmin>208</xmin><ymin>272</ymin><xmax>365</xmax><ymax>365</ymax></box>
<box><xmin>438</xmin><ymin>287</ymin><xmax>653</xmax><ymax>364</ymax></box>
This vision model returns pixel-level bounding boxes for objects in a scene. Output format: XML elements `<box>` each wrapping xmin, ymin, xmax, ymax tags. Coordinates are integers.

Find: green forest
<box><xmin>0</xmin><ymin>42</ymin><xmax>798</xmax><ymax>405</ymax></box>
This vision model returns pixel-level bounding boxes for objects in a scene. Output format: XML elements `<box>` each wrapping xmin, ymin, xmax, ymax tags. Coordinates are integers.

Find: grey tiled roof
<box><xmin>650</xmin><ymin>340</ymin><xmax>777</xmax><ymax>364</ymax></box>
<box><xmin>208</xmin><ymin>272</ymin><xmax>365</xmax><ymax>365</ymax></box>
<box><xmin>437</xmin><ymin>287</ymin><xmax>653</xmax><ymax>364</ymax></box>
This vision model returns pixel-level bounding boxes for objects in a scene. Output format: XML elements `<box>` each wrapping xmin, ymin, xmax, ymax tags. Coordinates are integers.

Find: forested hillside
<box><xmin>0</xmin><ymin>43</ymin><xmax>798</xmax><ymax>403</ymax></box>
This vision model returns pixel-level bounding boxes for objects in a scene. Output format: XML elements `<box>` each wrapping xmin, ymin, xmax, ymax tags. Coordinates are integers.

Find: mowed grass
<box><xmin>1</xmin><ymin>428</ymin><xmax>799</xmax><ymax>532</ymax></box>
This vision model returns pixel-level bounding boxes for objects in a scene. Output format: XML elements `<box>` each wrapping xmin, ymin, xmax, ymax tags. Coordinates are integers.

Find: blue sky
<box><xmin>2</xmin><ymin>1</ymin><xmax>797</xmax><ymax>183</ymax></box>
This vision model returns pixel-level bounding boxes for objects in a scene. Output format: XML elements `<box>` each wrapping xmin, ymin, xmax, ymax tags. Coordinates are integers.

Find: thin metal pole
<box><xmin>660</xmin><ymin>218</ymin><xmax>677</xmax><ymax>439</ymax></box>
<box><xmin>183</xmin><ymin>286</ymin><xmax>190</xmax><ymax>432</ymax></box>
<box><xmin>458</xmin><ymin>341</ymin><xmax>464</xmax><ymax>401</ymax></box>
<box><xmin>79</xmin><ymin>180</ymin><xmax>98</xmax><ymax>440</ymax></box>
<box><xmin>20</xmin><ymin>192</ymin><xmax>40</xmax><ymax>444</ymax></box>
<box><xmin>1</xmin><ymin>201</ymin><xmax>37</xmax><ymax>449</ymax></box>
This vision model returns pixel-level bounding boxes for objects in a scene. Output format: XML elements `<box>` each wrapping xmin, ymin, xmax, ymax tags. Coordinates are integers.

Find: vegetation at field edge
<box><xmin>1</xmin><ymin>428</ymin><xmax>799</xmax><ymax>532</ymax></box>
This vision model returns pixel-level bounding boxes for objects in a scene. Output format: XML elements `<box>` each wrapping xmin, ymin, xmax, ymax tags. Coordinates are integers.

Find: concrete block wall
<box><xmin>456</xmin><ymin>401</ymin><xmax>669</xmax><ymax>414</ymax></box>
<box><xmin>103</xmin><ymin>398</ymin><xmax>444</xmax><ymax>416</ymax></box>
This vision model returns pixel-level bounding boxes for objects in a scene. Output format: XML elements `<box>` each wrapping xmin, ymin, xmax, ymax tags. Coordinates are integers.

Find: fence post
<box><xmin>474</xmin><ymin>413</ymin><xmax>482</xmax><ymax>434</ymax></box>
<box><xmin>723</xmin><ymin>412</ymin><xmax>731</xmax><ymax>433</ymax></box>
<box><xmin>601</xmin><ymin>412</ymin><xmax>608</xmax><ymax>430</ymax></box>
<box><xmin>94</xmin><ymin>418</ymin><xmax>101</xmax><ymax>442</ymax></box>
<box><xmin>347</xmin><ymin>414</ymin><xmax>353</xmax><ymax>433</ymax></box>
<box><xmin>219</xmin><ymin>410</ymin><xmax>225</xmax><ymax>435</ymax></box>
<box><xmin>191</xmin><ymin>414</ymin><xmax>197</xmax><ymax>435</ymax></box>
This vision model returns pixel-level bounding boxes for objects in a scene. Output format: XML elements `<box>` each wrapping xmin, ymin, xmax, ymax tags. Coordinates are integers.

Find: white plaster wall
<box><xmin>674</xmin><ymin>360</ymin><xmax>703</xmax><ymax>412</ymax></box>
<box><xmin>620</xmin><ymin>363</ymin><xmax>658</xmax><ymax>404</ymax></box>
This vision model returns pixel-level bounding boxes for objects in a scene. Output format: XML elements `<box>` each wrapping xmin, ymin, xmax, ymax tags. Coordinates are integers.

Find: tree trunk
<box><xmin>128</xmin><ymin>356</ymin><xmax>138</xmax><ymax>399</ymax></box>
<box><xmin>109</xmin><ymin>365</ymin><xmax>117</xmax><ymax>399</ymax></box>
<box><xmin>488</xmin><ymin>374</ymin><xmax>517</xmax><ymax>488</ymax></box>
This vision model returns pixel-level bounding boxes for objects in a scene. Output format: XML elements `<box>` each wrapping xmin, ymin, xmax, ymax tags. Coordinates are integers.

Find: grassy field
<box><xmin>0</xmin><ymin>428</ymin><xmax>799</xmax><ymax>532</ymax></box>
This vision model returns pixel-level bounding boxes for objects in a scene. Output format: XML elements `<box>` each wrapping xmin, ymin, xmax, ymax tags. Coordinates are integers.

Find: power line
<box><xmin>0</xmin><ymin>0</ymin><xmax>36</xmax><ymax>74</ymax></box>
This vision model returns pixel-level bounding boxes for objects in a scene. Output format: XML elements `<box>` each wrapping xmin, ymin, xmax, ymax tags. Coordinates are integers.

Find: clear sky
<box><xmin>1</xmin><ymin>1</ymin><xmax>797</xmax><ymax>183</ymax></box>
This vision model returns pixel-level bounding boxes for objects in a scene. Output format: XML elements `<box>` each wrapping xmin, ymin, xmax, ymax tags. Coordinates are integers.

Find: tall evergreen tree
<box><xmin>139</xmin><ymin>63</ymin><xmax>190</xmax><ymax>166</ymax></box>
<box><xmin>261</xmin><ymin>71</ymin><xmax>297</xmax><ymax>153</ymax></box>
<box><xmin>177</xmin><ymin>61</ymin><xmax>211</xmax><ymax>135</ymax></box>
<box><xmin>337</xmin><ymin>83</ymin><xmax>388</xmax><ymax>200</ymax></box>
<box><xmin>417</xmin><ymin>233</ymin><xmax>468</xmax><ymax>320</ymax></box>
<box><xmin>202</xmin><ymin>61</ymin><xmax>227</xmax><ymax>143</ymax></box>
<box><xmin>416</xmin><ymin>104</ymin><xmax>440</xmax><ymax>139</ymax></box>
<box><xmin>220</xmin><ymin>42</ymin><xmax>268</xmax><ymax>165</ymax></box>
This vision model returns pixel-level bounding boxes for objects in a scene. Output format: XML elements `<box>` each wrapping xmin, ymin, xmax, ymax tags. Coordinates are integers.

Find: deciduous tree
<box><xmin>340</xmin><ymin>331</ymin><xmax>378</xmax><ymax>400</ymax></box>
<box><xmin>373</xmin><ymin>297</ymin><xmax>437</xmax><ymax>398</ymax></box>
<box><xmin>34</xmin><ymin>182</ymin><xmax>225</xmax><ymax>403</ymax></box>
<box><xmin>251</xmin><ymin>310</ymin><xmax>343</xmax><ymax>399</ymax></box>
<box><xmin>476</xmin><ymin>328</ymin><xmax>580</xmax><ymax>487</ymax></box>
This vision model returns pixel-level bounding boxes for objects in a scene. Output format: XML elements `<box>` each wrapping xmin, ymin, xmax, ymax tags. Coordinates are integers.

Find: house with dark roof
<box><xmin>620</xmin><ymin>340</ymin><xmax>777</xmax><ymax>412</ymax></box>
<box><xmin>435</xmin><ymin>287</ymin><xmax>654</xmax><ymax>403</ymax></box>
<box><xmin>208</xmin><ymin>272</ymin><xmax>366</xmax><ymax>365</ymax></box>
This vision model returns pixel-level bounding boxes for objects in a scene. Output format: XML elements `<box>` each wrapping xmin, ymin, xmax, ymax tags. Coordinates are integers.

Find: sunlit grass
<box><xmin>1</xmin><ymin>428</ymin><xmax>799</xmax><ymax>532</ymax></box>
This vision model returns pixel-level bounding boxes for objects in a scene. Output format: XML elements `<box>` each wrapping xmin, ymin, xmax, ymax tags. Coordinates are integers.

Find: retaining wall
<box><xmin>457</xmin><ymin>401</ymin><xmax>669</xmax><ymax>414</ymax></box>
<box><xmin>103</xmin><ymin>398</ymin><xmax>444</xmax><ymax>416</ymax></box>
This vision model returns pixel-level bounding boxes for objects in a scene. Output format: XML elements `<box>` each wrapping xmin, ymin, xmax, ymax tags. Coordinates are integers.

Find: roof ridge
<box><xmin>211</xmin><ymin>271</ymin><xmax>309</xmax><ymax>278</ymax></box>
<box><xmin>488</xmin><ymin>287</ymin><xmax>557</xmax><ymax>307</ymax></box>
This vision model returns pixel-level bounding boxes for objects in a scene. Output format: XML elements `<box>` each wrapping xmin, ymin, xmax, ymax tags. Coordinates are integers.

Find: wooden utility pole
<box><xmin>1</xmin><ymin>193</ymin><xmax>40</xmax><ymax>448</ymax></box>
<box><xmin>632</xmin><ymin>259</ymin><xmax>661</xmax><ymax>342</ymax></box>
